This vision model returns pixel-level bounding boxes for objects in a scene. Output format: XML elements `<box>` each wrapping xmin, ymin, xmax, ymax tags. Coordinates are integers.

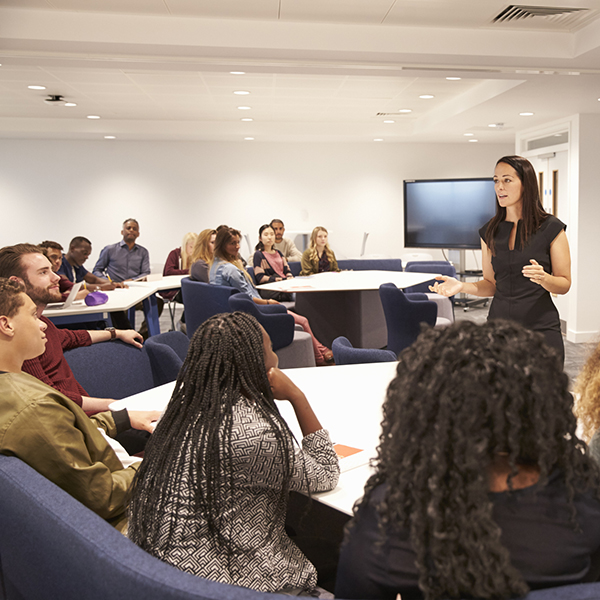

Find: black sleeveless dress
<box><xmin>479</xmin><ymin>215</ymin><xmax>566</xmax><ymax>364</ymax></box>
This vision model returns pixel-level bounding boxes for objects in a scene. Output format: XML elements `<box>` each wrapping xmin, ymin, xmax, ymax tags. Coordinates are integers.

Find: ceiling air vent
<box><xmin>493</xmin><ymin>5</ymin><xmax>587</xmax><ymax>23</ymax></box>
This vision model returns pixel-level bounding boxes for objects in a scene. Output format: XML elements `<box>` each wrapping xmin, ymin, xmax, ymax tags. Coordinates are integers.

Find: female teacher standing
<box><xmin>431</xmin><ymin>155</ymin><xmax>571</xmax><ymax>364</ymax></box>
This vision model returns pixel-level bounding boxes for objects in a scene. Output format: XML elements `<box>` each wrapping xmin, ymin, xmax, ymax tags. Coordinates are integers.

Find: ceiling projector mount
<box><xmin>44</xmin><ymin>95</ymin><xmax>64</xmax><ymax>104</ymax></box>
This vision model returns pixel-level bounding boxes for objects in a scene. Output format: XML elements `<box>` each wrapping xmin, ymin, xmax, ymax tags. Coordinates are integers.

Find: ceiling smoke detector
<box><xmin>44</xmin><ymin>95</ymin><xmax>64</xmax><ymax>104</ymax></box>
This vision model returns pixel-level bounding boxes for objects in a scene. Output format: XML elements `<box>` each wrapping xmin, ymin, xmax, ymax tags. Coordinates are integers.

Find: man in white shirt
<box><xmin>270</xmin><ymin>219</ymin><xmax>303</xmax><ymax>263</ymax></box>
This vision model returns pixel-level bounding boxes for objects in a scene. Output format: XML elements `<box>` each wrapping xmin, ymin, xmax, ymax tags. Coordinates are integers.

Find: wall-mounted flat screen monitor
<box><xmin>403</xmin><ymin>178</ymin><xmax>497</xmax><ymax>250</ymax></box>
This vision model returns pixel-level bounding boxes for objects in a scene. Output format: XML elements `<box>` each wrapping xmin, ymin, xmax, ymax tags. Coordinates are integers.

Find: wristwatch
<box><xmin>105</xmin><ymin>327</ymin><xmax>117</xmax><ymax>340</ymax></box>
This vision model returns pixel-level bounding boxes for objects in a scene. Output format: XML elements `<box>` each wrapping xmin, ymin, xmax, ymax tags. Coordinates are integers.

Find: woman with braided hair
<box><xmin>336</xmin><ymin>320</ymin><xmax>600</xmax><ymax>600</ymax></box>
<box><xmin>128</xmin><ymin>311</ymin><xmax>339</xmax><ymax>593</ymax></box>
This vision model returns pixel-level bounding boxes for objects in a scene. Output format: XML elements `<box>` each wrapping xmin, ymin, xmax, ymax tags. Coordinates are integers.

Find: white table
<box><xmin>44</xmin><ymin>275</ymin><xmax>185</xmax><ymax>336</ymax></box>
<box><xmin>258</xmin><ymin>270</ymin><xmax>439</xmax><ymax>348</ymax></box>
<box><xmin>111</xmin><ymin>361</ymin><xmax>397</xmax><ymax>516</ymax></box>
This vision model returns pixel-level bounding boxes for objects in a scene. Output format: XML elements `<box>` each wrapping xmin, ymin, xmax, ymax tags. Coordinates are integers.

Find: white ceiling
<box><xmin>1</xmin><ymin>0</ymin><xmax>600</xmax><ymax>143</ymax></box>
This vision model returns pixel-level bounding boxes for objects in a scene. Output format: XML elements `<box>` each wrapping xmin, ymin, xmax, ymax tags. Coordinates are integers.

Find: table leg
<box><xmin>142</xmin><ymin>294</ymin><xmax>160</xmax><ymax>337</ymax></box>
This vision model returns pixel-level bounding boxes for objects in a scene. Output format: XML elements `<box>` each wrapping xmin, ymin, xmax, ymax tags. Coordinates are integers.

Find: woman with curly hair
<box><xmin>189</xmin><ymin>228</ymin><xmax>216</xmax><ymax>283</ymax></box>
<box><xmin>431</xmin><ymin>156</ymin><xmax>571</xmax><ymax>364</ymax></box>
<box><xmin>575</xmin><ymin>341</ymin><xmax>600</xmax><ymax>463</ymax></box>
<box><xmin>210</xmin><ymin>227</ymin><xmax>334</xmax><ymax>365</ymax></box>
<box><xmin>300</xmin><ymin>226</ymin><xmax>340</xmax><ymax>276</ymax></box>
<box><xmin>336</xmin><ymin>320</ymin><xmax>600</xmax><ymax>600</ymax></box>
<box><xmin>128</xmin><ymin>311</ymin><xmax>339</xmax><ymax>593</ymax></box>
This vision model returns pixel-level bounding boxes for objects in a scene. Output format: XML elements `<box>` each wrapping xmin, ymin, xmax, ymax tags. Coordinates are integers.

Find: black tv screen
<box><xmin>403</xmin><ymin>178</ymin><xmax>497</xmax><ymax>250</ymax></box>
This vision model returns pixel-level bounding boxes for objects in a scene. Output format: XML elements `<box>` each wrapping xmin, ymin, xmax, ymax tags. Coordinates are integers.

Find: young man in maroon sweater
<box><xmin>0</xmin><ymin>243</ymin><xmax>156</xmax><ymax>433</ymax></box>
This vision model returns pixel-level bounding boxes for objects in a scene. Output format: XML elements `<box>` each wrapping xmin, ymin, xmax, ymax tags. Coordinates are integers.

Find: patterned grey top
<box><xmin>130</xmin><ymin>395</ymin><xmax>340</xmax><ymax>593</ymax></box>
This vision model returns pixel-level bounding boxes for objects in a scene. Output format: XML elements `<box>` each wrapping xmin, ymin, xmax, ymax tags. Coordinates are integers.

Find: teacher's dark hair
<box><xmin>485</xmin><ymin>155</ymin><xmax>548</xmax><ymax>254</ymax></box>
<box><xmin>128</xmin><ymin>312</ymin><xmax>298</xmax><ymax>558</ymax></box>
<box><xmin>353</xmin><ymin>319</ymin><xmax>600</xmax><ymax>600</ymax></box>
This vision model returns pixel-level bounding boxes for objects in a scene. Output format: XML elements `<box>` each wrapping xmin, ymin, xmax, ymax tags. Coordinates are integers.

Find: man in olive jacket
<box><xmin>0</xmin><ymin>278</ymin><xmax>158</xmax><ymax>532</ymax></box>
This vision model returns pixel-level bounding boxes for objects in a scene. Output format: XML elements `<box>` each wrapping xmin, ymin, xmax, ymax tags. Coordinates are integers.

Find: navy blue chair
<box><xmin>64</xmin><ymin>340</ymin><xmax>155</xmax><ymax>399</ymax></box>
<box><xmin>228</xmin><ymin>294</ymin><xmax>293</xmax><ymax>351</ymax></box>
<box><xmin>144</xmin><ymin>331</ymin><xmax>190</xmax><ymax>386</ymax></box>
<box><xmin>404</xmin><ymin>260</ymin><xmax>457</xmax><ymax>297</ymax></box>
<box><xmin>332</xmin><ymin>336</ymin><xmax>397</xmax><ymax>365</ymax></box>
<box><xmin>288</xmin><ymin>262</ymin><xmax>302</xmax><ymax>277</ymax></box>
<box><xmin>181</xmin><ymin>277</ymin><xmax>239</xmax><ymax>339</ymax></box>
<box><xmin>379</xmin><ymin>283</ymin><xmax>438</xmax><ymax>356</ymax></box>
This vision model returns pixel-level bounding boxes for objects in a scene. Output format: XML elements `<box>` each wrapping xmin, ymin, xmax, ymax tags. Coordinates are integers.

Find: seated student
<box><xmin>0</xmin><ymin>278</ymin><xmax>159</xmax><ymax>533</ymax></box>
<box><xmin>253</xmin><ymin>223</ymin><xmax>293</xmax><ymax>302</ymax></box>
<box><xmin>39</xmin><ymin>240</ymin><xmax>88</xmax><ymax>302</ymax></box>
<box><xmin>210</xmin><ymin>227</ymin><xmax>334</xmax><ymax>366</ymax></box>
<box><xmin>300</xmin><ymin>226</ymin><xmax>340</xmax><ymax>276</ymax></box>
<box><xmin>575</xmin><ymin>341</ymin><xmax>600</xmax><ymax>464</ymax></box>
<box><xmin>189</xmin><ymin>228</ymin><xmax>216</xmax><ymax>283</ymax></box>
<box><xmin>163</xmin><ymin>232</ymin><xmax>197</xmax><ymax>278</ymax></box>
<box><xmin>0</xmin><ymin>243</ymin><xmax>154</xmax><ymax>418</ymax></box>
<box><xmin>128</xmin><ymin>312</ymin><xmax>339</xmax><ymax>593</ymax></box>
<box><xmin>57</xmin><ymin>236</ymin><xmax>121</xmax><ymax>291</ymax></box>
<box><xmin>336</xmin><ymin>320</ymin><xmax>600</xmax><ymax>600</ymax></box>
<box><xmin>271</xmin><ymin>218</ymin><xmax>303</xmax><ymax>263</ymax></box>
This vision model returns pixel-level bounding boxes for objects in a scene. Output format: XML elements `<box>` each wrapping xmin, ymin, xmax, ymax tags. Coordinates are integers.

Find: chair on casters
<box><xmin>180</xmin><ymin>277</ymin><xmax>239</xmax><ymax>339</ymax></box>
<box><xmin>378</xmin><ymin>283</ymin><xmax>439</xmax><ymax>356</ymax></box>
<box><xmin>332</xmin><ymin>336</ymin><xmax>397</xmax><ymax>365</ymax></box>
<box><xmin>228</xmin><ymin>295</ymin><xmax>315</xmax><ymax>369</ymax></box>
<box><xmin>144</xmin><ymin>331</ymin><xmax>190</xmax><ymax>385</ymax></box>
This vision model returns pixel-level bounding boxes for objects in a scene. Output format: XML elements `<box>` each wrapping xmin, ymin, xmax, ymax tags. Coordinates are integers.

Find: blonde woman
<box><xmin>162</xmin><ymin>232</ymin><xmax>198</xmax><ymax>309</ymax></box>
<box><xmin>575</xmin><ymin>341</ymin><xmax>600</xmax><ymax>463</ymax></box>
<box><xmin>190</xmin><ymin>228</ymin><xmax>216</xmax><ymax>283</ymax></box>
<box><xmin>300</xmin><ymin>226</ymin><xmax>340</xmax><ymax>276</ymax></box>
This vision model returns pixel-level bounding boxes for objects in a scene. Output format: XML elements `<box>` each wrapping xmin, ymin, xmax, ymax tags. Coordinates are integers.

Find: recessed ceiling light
<box><xmin>519</xmin><ymin>112</ymin><xmax>534</xmax><ymax>116</ymax></box>
<box><xmin>446</xmin><ymin>77</ymin><xmax>461</xmax><ymax>81</ymax></box>
<box><xmin>230</xmin><ymin>71</ymin><xmax>245</xmax><ymax>75</ymax></box>
<box><xmin>383</xmin><ymin>120</ymin><xmax>395</xmax><ymax>123</ymax></box>
<box><xmin>87</xmin><ymin>115</ymin><xmax>101</xmax><ymax>119</ymax></box>
<box><xmin>374</xmin><ymin>138</ymin><xmax>383</xmax><ymax>142</ymax></box>
<box><xmin>468</xmin><ymin>139</ymin><xmax>478</xmax><ymax>143</ymax></box>
<box><xmin>28</xmin><ymin>85</ymin><xmax>46</xmax><ymax>90</ymax></box>
<box><xmin>488</xmin><ymin>123</ymin><xmax>497</xmax><ymax>128</ymax></box>
<box><xmin>244</xmin><ymin>137</ymin><xmax>254</xmax><ymax>140</ymax></box>
<box><xmin>64</xmin><ymin>102</ymin><xmax>77</xmax><ymax>107</ymax></box>
<box><xmin>554</xmin><ymin>133</ymin><xmax>563</xmax><ymax>137</ymax></box>
<box><xmin>419</xmin><ymin>94</ymin><xmax>434</xmax><ymax>99</ymax></box>
<box><xmin>398</xmin><ymin>109</ymin><xmax>412</xmax><ymax>113</ymax></box>
<box><xmin>104</xmin><ymin>135</ymin><xmax>116</xmax><ymax>139</ymax></box>
<box><xmin>241</xmin><ymin>118</ymin><xmax>253</xmax><ymax>122</ymax></box>
<box><xmin>234</xmin><ymin>90</ymin><xmax>250</xmax><ymax>95</ymax></box>
<box><xmin>464</xmin><ymin>133</ymin><xmax>474</xmax><ymax>137</ymax></box>
<box><xmin>237</xmin><ymin>106</ymin><xmax>251</xmax><ymax>110</ymax></box>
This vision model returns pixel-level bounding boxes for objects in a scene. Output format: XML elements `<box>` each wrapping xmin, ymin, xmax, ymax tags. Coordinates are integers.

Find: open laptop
<box><xmin>45</xmin><ymin>281</ymin><xmax>84</xmax><ymax>309</ymax></box>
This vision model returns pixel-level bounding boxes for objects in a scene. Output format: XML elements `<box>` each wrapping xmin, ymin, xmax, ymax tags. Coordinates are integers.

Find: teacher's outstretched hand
<box><xmin>429</xmin><ymin>275</ymin><xmax>463</xmax><ymax>297</ymax></box>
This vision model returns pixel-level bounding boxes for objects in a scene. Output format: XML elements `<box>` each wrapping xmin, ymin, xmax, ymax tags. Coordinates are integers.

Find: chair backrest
<box><xmin>288</xmin><ymin>262</ymin><xmax>302</xmax><ymax>277</ymax></box>
<box><xmin>0</xmin><ymin>454</ymin><xmax>271</xmax><ymax>600</ymax></box>
<box><xmin>331</xmin><ymin>336</ymin><xmax>397</xmax><ymax>365</ymax></box>
<box><xmin>64</xmin><ymin>340</ymin><xmax>155</xmax><ymax>399</ymax></box>
<box><xmin>404</xmin><ymin>261</ymin><xmax>457</xmax><ymax>296</ymax></box>
<box><xmin>180</xmin><ymin>277</ymin><xmax>238</xmax><ymax>339</ymax></box>
<box><xmin>228</xmin><ymin>295</ymin><xmax>294</xmax><ymax>351</ymax></box>
<box><xmin>245</xmin><ymin>266</ymin><xmax>257</xmax><ymax>285</ymax></box>
<box><xmin>378</xmin><ymin>283</ymin><xmax>438</xmax><ymax>356</ymax></box>
<box><xmin>337</xmin><ymin>258</ymin><xmax>403</xmax><ymax>272</ymax></box>
<box><xmin>144</xmin><ymin>331</ymin><xmax>190</xmax><ymax>386</ymax></box>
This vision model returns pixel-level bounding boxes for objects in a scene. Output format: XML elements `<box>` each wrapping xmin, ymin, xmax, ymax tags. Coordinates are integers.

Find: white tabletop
<box><xmin>126</xmin><ymin>274</ymin><xmax>185</xmax><ymax>292</ymax></box>
<box><xmin>257</xmin><ymin>270</ymin><xmax>439</xmax><ymax>293</ymax></box>
<box><xmin>43</xmin><ymin>285</ymin><xmax>159</xmax><ymax>318</ymax></box>
<box><xmin>111</xmin><ymin>361</ymin><xmax>398</xmax><ymax>516</ymax></box>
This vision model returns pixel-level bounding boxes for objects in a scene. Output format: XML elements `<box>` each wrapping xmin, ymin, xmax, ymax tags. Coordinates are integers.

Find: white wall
<box><xmin>0</xmin><ymin>139</ymin><xmax>511</xmax><ymax>269</ymax></box>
